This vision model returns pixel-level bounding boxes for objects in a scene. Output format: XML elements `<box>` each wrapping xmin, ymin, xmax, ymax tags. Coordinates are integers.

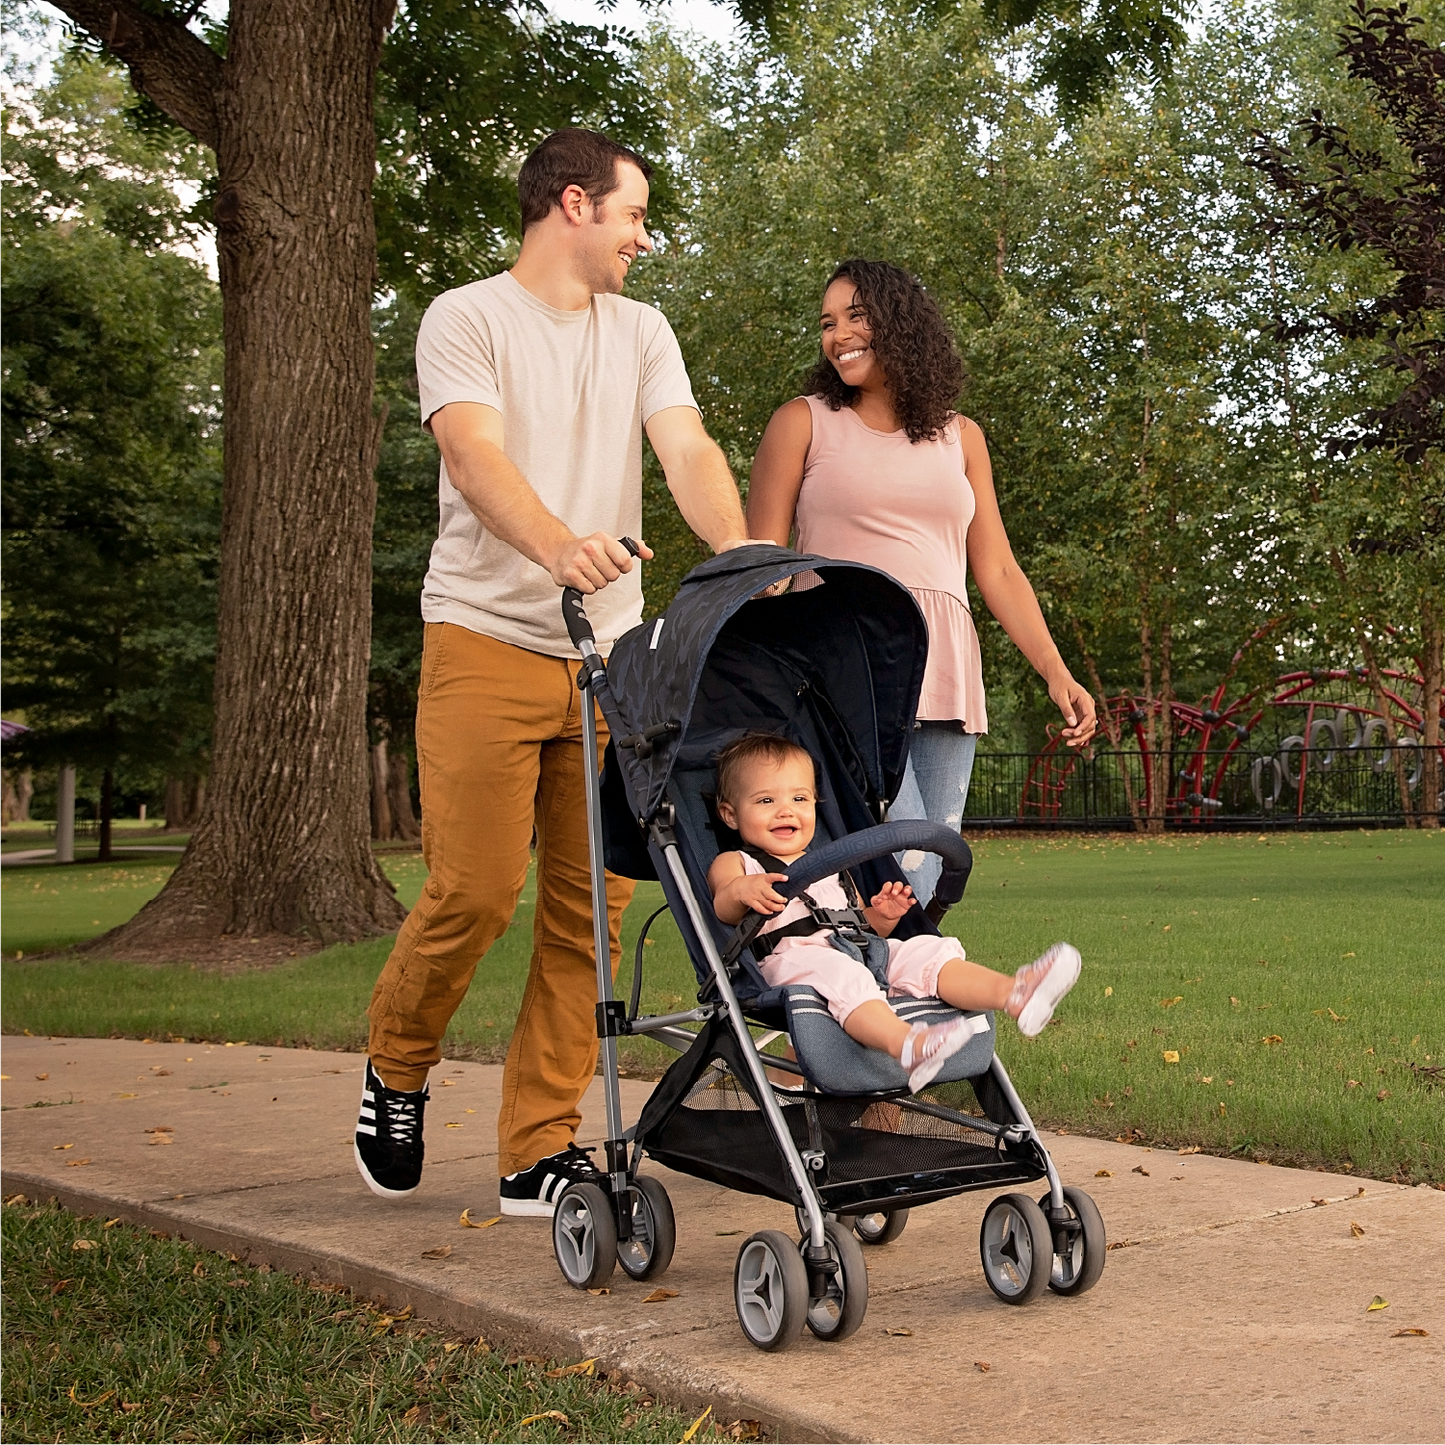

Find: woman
<box><xmin>747</xmin><ymin>258</ymin><xmax>1097</xmax><ymax>905</ymax></box>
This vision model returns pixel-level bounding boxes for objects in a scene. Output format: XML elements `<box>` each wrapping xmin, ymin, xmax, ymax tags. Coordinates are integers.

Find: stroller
<box><xmin>553</xmin><ymin>542</ymin><xmax>1105</xmax><ymax>1350</ymax></box>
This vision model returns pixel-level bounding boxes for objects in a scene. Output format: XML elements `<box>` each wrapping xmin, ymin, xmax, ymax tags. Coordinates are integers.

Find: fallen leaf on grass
<box><xmin>1104</xmin><ymin>986</ymin><xmax>1113</xmax><ymax>997</ymax></box>
<box><xmin>1328</xmin><ymin>1009</ymin><xmax>1347</xmax><ymax>1022</ymax></box>
<box><xmin>402</xmin><ymin>1405</ymin><xmax>430</xmax><ymax>1425</ymax></box>
<box><xmin>1095</xmin><ymin>1169</ymin><xmax>1114</xmax><ymax>1178</ymax></box>
<box><xmin>517</xmin><ymin>1411</ymin><xmax>570</xmax><ymax>1428</ymax></box>
<box><xmin>68</xmin><ymin>1384</ymin><xmax>115</xmax><ymax>1408</ymax></box>
<box><xmin>1262</xmin><ymin>1035</ymin><xmax>1283</xmax><ymax>1045</ymax></box>
<box><xmin>443</xmin><ymin>1342</ymin><xmax>462</xmax><ymax>1353</ymax></box>
<box><xmin>1377</xmin><ymin>1089</ymin><xmax>1391</xmax><ymax>1100</ymax></box>
<box><xmin>1161</xmin><ymin>1051</ymin><xmax>1180</xmax><ymax>1064</ymax></box>
<box><xmin>1178</xmin><ymin>1146</ymin><xmax>1201</xmax><ymax>1155</ymax></box>
<box><xmin>103</xmin><ymin>1218</ymin><xmax>120</xmax><ymax>1228</ymax></box>
<box><xmin>1230</xmin><ymin>997</ymin><xmax>1240</xmax><ymax>1007</ymax></box>
<box><xmin>1392</xmin><ymin>1328</ymin><xmax>1429</xmax><ymax>1337</ymax></box>
<box><xmin>1367</xmin><ymin>1296</ymin><xmax>1390</xmax><ymax>1311</ymax></box>
<box><xmin>642</xmin><ymin>1288</ymin><xmax>679</xmax><ymax>1303</ymax></box>
<box><xmin>884</xmin><ymin>1327</ymin><xmax>913</xmax><ymax>1336</ymax></box>
<box><xmin>974</xmin><ymin>1361</ymin><xmax>992</xmax><ymax>1372</ymax></box>
<box><xmin>545</xmin><ymin>1358</ymin><xmax>597</xmax><ymax>1378</ymax></box>
<box><xmin>420</xmin><ymin>1245</ymin><xmax>452</xmax><ymax>1260</ymax></box>
<box><xmin>681</xmin><ymin>1405</ymin><xmax>713</xmax><ymax>1442</ymax></box>
<box><xmin>1132</xmin><ymin>1165</ymin><xmax>1150</xmax><ymax>1177</ymax></box>
<box><xmin>725</xmin><ymin>1421</ymin><xmax>761</xmax><ymax>1441</ymax></box>
<box><xmin>72</xmin><ymin>1239</ymin><xmax>97</xmax><ymax>1251</ymax></box>
<box><xmin>587</xmin><ymin>1288</ymin><xmax>610</xmax><ymax>1296</ymax></box>
<box><xmin>1350</xmin><ymin>1222</ymin><xmax>1365</xmax><ymax>1237</ymax></box>
<box><xmin>459</xmin><ymin>1209</ymin><xmax>501</xmax><ymax>1229</ymax></box>
<box><xmin>1160</xmin><ymin>996</ymin><xmax>1183</xmax><ymax>1009</ymax></box>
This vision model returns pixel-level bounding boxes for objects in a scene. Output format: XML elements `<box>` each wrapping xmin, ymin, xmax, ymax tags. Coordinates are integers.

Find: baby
<box><xmin>707</xmin><ymin>732</ymin><xmax>1080</xmax><ymax>1092</ymax></box>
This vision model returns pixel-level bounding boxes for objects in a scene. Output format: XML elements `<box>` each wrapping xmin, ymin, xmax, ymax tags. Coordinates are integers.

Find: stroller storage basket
<box><xmin>635</xmin><ymin>1018</ymin><xmax>1049</xmax><ymax>1216</ymax></box>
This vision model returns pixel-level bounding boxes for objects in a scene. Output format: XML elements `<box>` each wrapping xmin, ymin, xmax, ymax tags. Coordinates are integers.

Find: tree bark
<box><xmin>99</xmin><ymin>766</ymin><xmax>114</xmax><ymax>862</ymax></box>
<box><xmin>370</xmin><ymin>739</ymin><xmax>395</xmax><ymax>841</ymax></box>
<box><xmin>58</xmin><ymin>0</ymin><xmax>405</xmax><ymax>950</ymax></box>
<box><xmin>387</xmin><ymin>747</ymin><xmax>421</xmax><ymax>841</ymax></box>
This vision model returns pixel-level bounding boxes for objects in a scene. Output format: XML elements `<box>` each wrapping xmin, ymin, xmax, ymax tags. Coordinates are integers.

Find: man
<box><xmin>356</xmin><ymin>129</ymin><xmax>747</xmax><ymax>1216</ymax></box>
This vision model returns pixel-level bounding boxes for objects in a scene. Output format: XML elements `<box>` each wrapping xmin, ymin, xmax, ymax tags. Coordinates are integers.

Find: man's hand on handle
<box><xmin>549</xmin><ymin>533</ymin><xmax>654</xmax><ymax>594</ymax></box>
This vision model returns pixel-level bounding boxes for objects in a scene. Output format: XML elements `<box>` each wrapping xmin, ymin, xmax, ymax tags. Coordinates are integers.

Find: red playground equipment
<box><xmin>1021</xmin><ymin>649</ymin><xmax>1445</xmax><ymax>825</ymax></box>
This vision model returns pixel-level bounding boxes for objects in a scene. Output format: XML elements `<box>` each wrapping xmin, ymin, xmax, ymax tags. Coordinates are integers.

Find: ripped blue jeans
<box><xmin>890</xmin><ymin>726</ymin><xmax>978</xmax><ymax>908</ymax></box>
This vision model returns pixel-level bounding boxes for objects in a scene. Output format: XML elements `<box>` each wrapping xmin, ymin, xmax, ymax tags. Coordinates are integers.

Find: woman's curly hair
<box><xmin>802</xmin><ymin>259</ymin><xmax>965</xmax><ymax>443</ymax></box>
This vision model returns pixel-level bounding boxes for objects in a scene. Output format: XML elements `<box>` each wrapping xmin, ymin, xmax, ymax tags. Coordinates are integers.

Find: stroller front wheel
<box><xmin>734</xmin><ymin>1230</ymin><xmax>809</xmax><ymax>1351</ymax></box>
<box><xmin>552</xmin><ymin>1182</ymin><xmax>617</xmax><ymax>1290</ymax></box>
<box><xmin>617</xmin><ymin>1175</ymin><xmax>676</xmax><ymax>1281</ymax></box>
<box><xmin>804</xmin><ymin>1219</ymin><xmax>869</xmax><ymax>1342</ymax></box>
<box><xmin>979</xmin><ymin>1192</ymin><xmax>1052</xmax><ymax>1304</ymax></box>
<box><xmin>1042</xmin><ymin>1185</ymin><xmax>1106</xmax><ymax>1296</ymax></box>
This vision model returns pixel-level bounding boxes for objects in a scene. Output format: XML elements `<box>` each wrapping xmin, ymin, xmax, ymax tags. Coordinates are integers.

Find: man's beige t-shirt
<box><xmin>416</xmin><ymin>270</ymin><xmax>698</xmax><ymax>657</ymax></box>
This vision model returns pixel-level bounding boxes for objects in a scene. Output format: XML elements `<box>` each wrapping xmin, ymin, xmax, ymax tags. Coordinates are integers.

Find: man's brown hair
<box><xmin>517</xmin><ymin>128</ymin><xmax>653</xmax><ymax>229</ymax></box>
<box><xmin>714</xmin><ymin>732</ymin><xmax>817</xmax><ymax>807</ymax></box>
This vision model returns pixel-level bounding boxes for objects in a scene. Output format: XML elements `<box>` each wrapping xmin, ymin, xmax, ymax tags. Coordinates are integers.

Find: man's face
<box><xmin>578</xmin><ymin>160</ymin><xmax>652</xmax><ymax>295</ymax></box>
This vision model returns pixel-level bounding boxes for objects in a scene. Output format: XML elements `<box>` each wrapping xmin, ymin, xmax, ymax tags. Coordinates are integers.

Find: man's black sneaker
<box><xmin>499</xmin><ymin>1143</ymin><xmax>603</xmax><ymax>1218</ymax></box>
<box><xmin>354</xmin><ymin>1059</ymin><xmax>428</xmax><ymax>1198</ymax></box>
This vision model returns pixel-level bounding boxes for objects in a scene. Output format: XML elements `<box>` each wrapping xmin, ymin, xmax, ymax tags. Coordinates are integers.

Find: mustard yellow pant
<box><xmin>366</xmin><ymin>623</ymin><xmax>633</xmax><ymax>1175</ymax></box>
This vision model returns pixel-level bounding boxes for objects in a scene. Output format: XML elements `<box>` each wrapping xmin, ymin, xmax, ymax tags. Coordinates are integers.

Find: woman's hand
<box><xmin>1049</xmin><ymin>673</ymin><xmax>1098</xmax><ymax>749</ymax></box>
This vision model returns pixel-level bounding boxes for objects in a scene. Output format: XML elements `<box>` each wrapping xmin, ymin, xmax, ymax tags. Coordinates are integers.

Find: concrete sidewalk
<box><xmin>2</xmin><ymin>1035</ymin><xmax>1441</xmax><ymax>1443</ymax></box>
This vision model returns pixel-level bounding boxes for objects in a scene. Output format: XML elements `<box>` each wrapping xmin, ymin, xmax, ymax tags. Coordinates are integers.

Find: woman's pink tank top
<box><xmin>793</xmin><ymin>394</ymin><xmax>988</xmax><ymax>730</ymax></box>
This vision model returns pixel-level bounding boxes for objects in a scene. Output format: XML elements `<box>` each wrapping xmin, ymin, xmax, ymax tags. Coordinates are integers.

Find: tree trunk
<box><xmin>1420</xmin><ymin>594</ymin><xmax>1443</xmax><ymax>829</ymax></box>
<box><xmin>99</xmin><ymin>766</ymin><xmax>114</xmax><ymax>862</ymax></box>
<box><xmin>62</xmin><ymin>0</ymin><xmax>405</xmax><ymax>952</ymax></box>
<box><xmin>387</xmin><ymin>747</ymin><xmax>421</xmax><ymax>841</ymax></box>
<box><xmin>371</xmin><ymin>738</ymin><xmax>395</xmax><ymax>841</ymax></box>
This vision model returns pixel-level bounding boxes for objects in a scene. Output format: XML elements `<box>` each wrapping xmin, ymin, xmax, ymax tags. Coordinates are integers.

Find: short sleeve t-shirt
<box><xmin>415</xmin><ymin>270</ymin><xmax>698</xmax><ymax>657</ymax></box>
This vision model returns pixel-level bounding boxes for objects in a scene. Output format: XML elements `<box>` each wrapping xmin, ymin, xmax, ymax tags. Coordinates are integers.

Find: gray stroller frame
<box><xmin>553</xmin><ymin>543</ymin><xmax>1105</xmax><ymax>1350</ymax></box>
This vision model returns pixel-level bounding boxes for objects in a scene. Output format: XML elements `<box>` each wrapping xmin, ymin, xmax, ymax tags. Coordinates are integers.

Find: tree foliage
<box><xmin>1</xmin><ymin>53</ymin><xmax>221</xmax><ymax>831</ymax></box>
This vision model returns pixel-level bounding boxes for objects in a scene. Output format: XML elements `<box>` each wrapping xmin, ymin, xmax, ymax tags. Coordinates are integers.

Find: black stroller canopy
<box><xmin>601</xmin><ymin>544</ymin><xmax>929</xmax><ymax>826</ymax></box>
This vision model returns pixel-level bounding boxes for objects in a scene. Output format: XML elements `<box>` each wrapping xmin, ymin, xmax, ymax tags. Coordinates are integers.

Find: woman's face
<box><xmin>820</xmin><ymin>279</ymin><xmax>882</xmax><ymax>390</ymax></box>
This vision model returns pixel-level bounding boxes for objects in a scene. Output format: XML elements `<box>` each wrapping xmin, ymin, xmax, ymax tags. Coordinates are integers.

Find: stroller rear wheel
<box><xmin>1041</xmin><ymin>1186</ymin><xmax>1106</xmax><ymax>1296</ymax></box>
<box><xmin>734</xmin><ymin>1230</ymin><xmax>809</xmax><ymax>1351</ymax></box>
<box><xmin>804</xmin><ymin>1219</ymin><xmax>869</xmax><ymax>1342</ymax></box>
<box><xmin>979</xmin><ymin>1192</ymin><xmax>1052</xmax><ymax>1304</ymax></box>
<box><xmin>851</xmin><ymin>1207</ymin><xmax>909</xmax><ymax>1246</ymax></box>
<box><xmin>617</xmin><ymin>1175</ymin><xmax>676</xmax><ymax>1281</ymax></box>
<box><xmin>552</xmin><ymin>1182</ymin><xmax>617</xmax><ymax>1290</ymax></box>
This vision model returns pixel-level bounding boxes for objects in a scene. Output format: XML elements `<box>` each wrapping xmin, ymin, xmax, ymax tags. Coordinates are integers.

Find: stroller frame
<box><xmin>555</xmin><ymin>544</ymin><xmax>1104</xmax><ymax>1347</ymax></box>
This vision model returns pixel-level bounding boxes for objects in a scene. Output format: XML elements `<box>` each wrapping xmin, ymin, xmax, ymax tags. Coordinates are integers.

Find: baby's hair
<box><xmin>714</xmin><ymin>732</ymin><xmax>818</xmax><ymax>806</ymax></box>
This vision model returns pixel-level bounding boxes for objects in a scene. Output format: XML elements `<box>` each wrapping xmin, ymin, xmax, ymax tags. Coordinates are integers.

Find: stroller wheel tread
<box><xmin>618</xmin><ymin>1175</ymin><xmax>676</xmax><ymax>1281</ymax></box>
<box><xmin>979</xmin><ymin>1192</ymin><xmax>1052</xmax><ymax>1305</ymax></box>
<box><xmin>552</xmin><ymin>1182</ymin><xmax>617</xmax><ymax>1291</ymax></box>
<box><xmin>733</xmin><ymin>1230</ymin><xmax>809</xmax><ymax>1351</ymax></box>
<box><xmin>851</xmin><ymin>1207</ymin><xmax>909</xmax><ymax>1246</ymax></box>
<box><xmin>1043</xmin><ymin>1185</ymin><xmax>1106</xmax><ymax>1296</ymax></box>
<box><xmin>805</xmin><ymin>1219</ymin><xmax>869</xmax><ymax>1342</ymax></box>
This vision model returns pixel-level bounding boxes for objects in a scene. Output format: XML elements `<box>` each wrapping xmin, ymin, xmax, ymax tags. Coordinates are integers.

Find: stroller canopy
<box><xmin>600</xmin><ymin>543</ymin><xmax>928</xmax><ymax>829</ymax></box>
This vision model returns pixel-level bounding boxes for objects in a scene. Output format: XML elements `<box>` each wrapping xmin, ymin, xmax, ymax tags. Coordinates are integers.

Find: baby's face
<box><xmin>718</xmin><ymin>754</ymin><xmax>817</xmax><ymax>859</ymax></box>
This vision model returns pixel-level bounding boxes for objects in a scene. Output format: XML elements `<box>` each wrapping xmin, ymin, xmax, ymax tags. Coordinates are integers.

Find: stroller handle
<box><xmin>561</xmin><ymin>536</ymin><xmax>643</xmax><ymax>652</ymax></box>
<box><xmin>775</xmin><ymin>821</ymin><xmax>973</xmax><ymax>915</ymax></box>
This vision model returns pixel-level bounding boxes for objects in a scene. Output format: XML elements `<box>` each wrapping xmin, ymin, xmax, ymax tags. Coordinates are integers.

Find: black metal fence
<box><xmin>963</xmin><ymin>745</ymin><xmax>1442</xmax><ymax>829</ymax></box>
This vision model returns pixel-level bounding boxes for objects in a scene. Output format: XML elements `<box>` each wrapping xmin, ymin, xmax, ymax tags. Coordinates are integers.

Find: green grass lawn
<box><xmin>3</xmin><ymin>831</ymin><xmax>1441</xmax><ymax>1181</ymax></box>
<box><xmin>0</xmin><ymin>1198</ymin><xmax>728</xmax><ymax>1445</ymax></box>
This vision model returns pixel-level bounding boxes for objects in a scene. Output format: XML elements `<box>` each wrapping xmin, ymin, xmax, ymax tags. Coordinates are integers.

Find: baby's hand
<box><xmin>736</xmin><ymin>873</ymin><xmax>790</xmax><ymax>916</ymax></box>
<box><xmin>869</xmin><ymin>881</ymin><xmax>915</xmax><ymax>921</ymax></box>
